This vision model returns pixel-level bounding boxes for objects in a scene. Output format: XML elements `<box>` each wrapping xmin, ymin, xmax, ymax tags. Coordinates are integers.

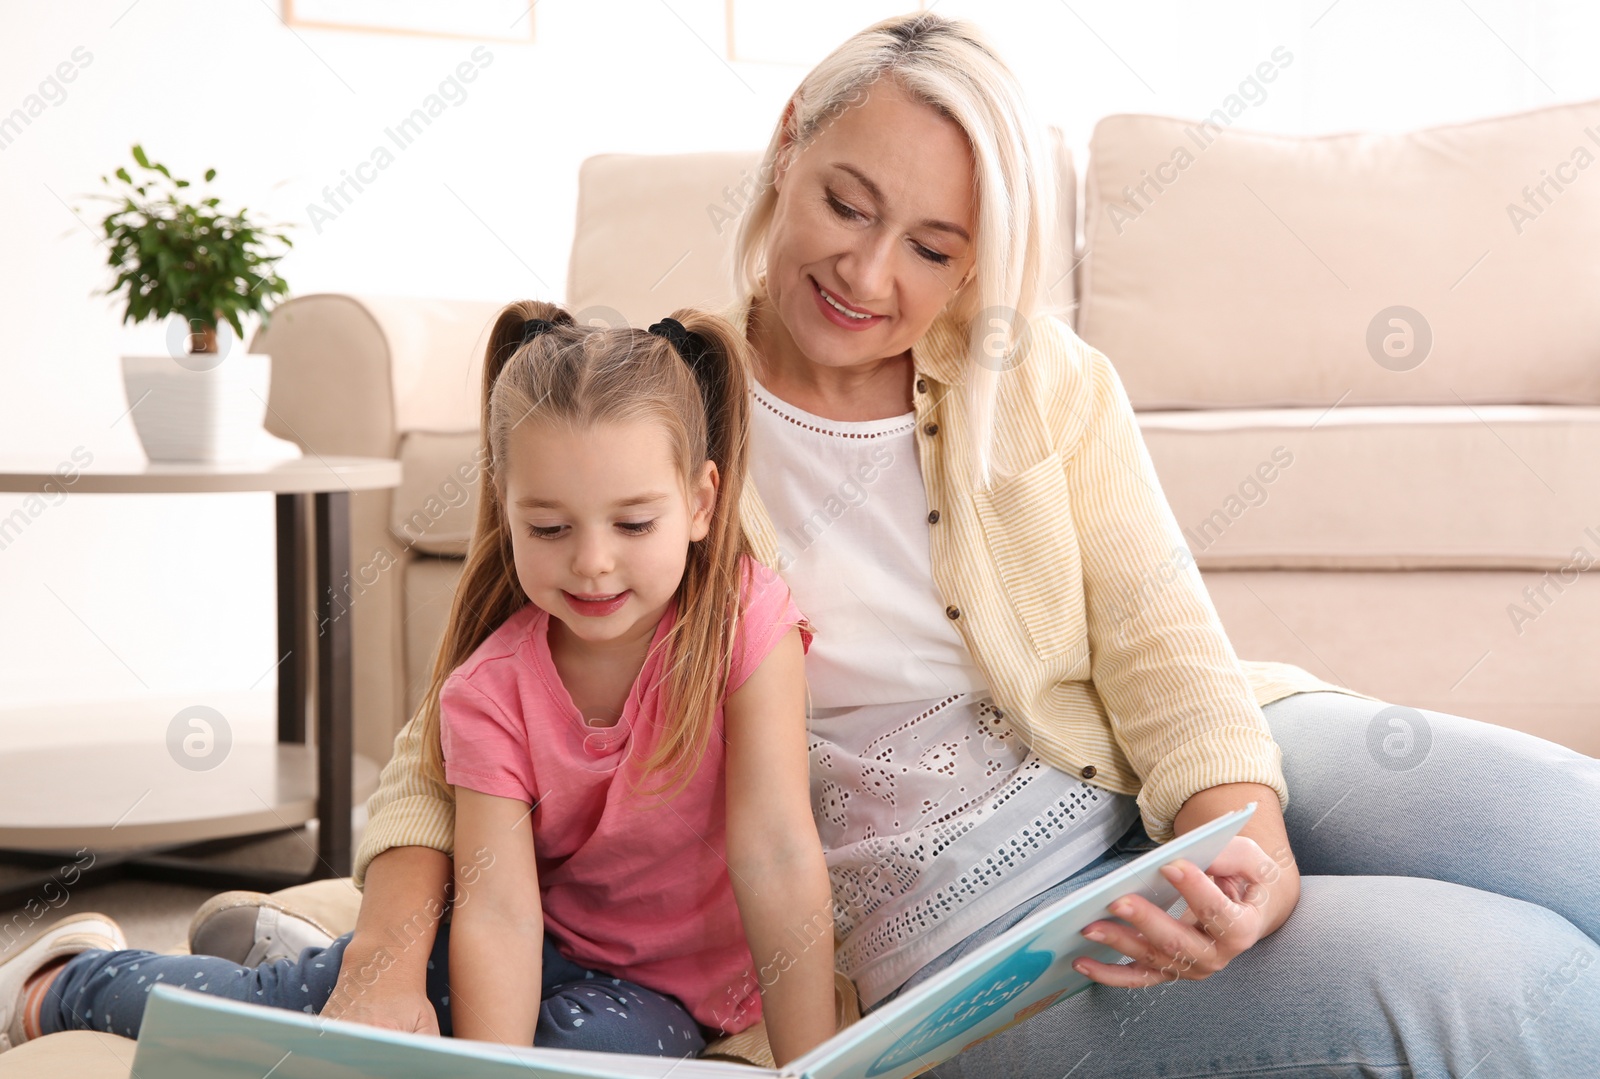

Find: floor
<box><xmin>0</xmin><ymin>816</ymin><xmax>363</xmax><ymax>960</ymax></box>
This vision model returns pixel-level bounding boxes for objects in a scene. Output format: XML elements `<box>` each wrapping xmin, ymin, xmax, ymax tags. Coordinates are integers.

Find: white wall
<box><xmin>2</xmin><ymin>0</ymin><xmax>1596</xmax><ymax>743</ymax></box>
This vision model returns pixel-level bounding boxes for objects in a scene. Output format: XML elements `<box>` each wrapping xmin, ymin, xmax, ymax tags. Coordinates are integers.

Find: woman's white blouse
<box><xmin>748</xmin><ymin>379</ymin><xmax>1141</xmax><ymax>1007</ymax></box>
<box><xmin>746</xmin><ymin>378</ymin><xmax>986</xmax><ymax>707</ymax></box>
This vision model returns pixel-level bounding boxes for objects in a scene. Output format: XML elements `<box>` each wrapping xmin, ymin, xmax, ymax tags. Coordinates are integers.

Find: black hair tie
<box><xmin>646</xmin><ymin>317</ymin><xmax>702</xmax><ymax>365</ymax></box>
<box><xmin>519</xmin><ymin>318</ymin><xmax>559</xmax><ymax>347</ymax></box>
<box><xmin>648</xmin><ymin>316</ymin><xmax>721</xmax><ymax>444</ymax></box>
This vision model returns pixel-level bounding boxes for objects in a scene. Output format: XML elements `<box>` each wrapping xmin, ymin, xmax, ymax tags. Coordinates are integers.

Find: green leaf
<box><xmin>204</xmin><ymin>168</ymin><xmax>216</xmax><ymax>182</ymax></box>
<box><xmin>131</xmin><ymin>144</ymin><xmax>150</xmax><ymax>169</ymax></box>
<box><xmin>93</xmin><ymin>149</ymin><xmax>291</xmax><ymax>331</ymax></box>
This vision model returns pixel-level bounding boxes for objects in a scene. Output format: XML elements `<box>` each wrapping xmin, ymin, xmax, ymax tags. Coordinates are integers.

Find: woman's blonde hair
<box><xmin>734</xmin><ymin>12</ymin><xmax>1058</xmax><ymax>490</ymax></box>
<box><xmin>414</xmin><ymin>301</ymin><xmax>756</xmax><ymax>797</ymax></box>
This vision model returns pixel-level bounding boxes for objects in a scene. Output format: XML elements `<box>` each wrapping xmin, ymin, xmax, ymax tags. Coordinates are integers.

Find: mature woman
<box><xmin>189</xmin><ymin>13</ymin><xmax>1600</xmax><ymax>1076</ymax></box>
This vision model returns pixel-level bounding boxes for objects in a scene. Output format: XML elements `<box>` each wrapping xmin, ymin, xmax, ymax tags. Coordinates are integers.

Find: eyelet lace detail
<box><xmin>810</xmin><ymin>693</ymin><xmax>1138</xmax><ymax>999</ymax></box>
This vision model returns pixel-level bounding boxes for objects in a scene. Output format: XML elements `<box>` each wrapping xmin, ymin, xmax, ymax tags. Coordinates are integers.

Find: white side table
<box><xmin>0</xmin><ymin>456</ymin><xmax>402</xmax><ymax>906</ymax></box>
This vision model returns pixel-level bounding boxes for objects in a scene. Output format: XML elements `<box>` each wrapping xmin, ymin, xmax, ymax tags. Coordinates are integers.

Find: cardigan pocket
<box><xmin>971</xmin><ymin>453</ymin><xmax>1087</xmax><ymax>663</ymax></box>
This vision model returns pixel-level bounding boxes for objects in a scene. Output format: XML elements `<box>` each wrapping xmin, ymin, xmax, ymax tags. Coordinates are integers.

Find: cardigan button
<box><xmin>915</xmin><ymin>378</ymin><xmax>928</xmax><ymax>394</ymax></box>
<box><xmin>1080</xmin><ymin>764</ymin><xmax>1098</xmax><ymax>780</ymax></box>
<box><xmin>923</xmin><ymin>422</ymin><xmax>940</xmax><ymax>436</ymax></box>
<box><xmin>945</xmin><ymin>605</ymin><xmax>961</xmax><ymax>620</ymax></box>
<box><xmin>927</xmin><ymin>509</ymin><xmax>940</xmax><ymax>524</ymax></box>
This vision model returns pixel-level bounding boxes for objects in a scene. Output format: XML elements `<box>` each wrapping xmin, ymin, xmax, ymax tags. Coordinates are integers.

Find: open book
<box><xmin>132</xmin><ymin>804</ymin><xmax>1255</xmax><ymax>1079</ymax></box>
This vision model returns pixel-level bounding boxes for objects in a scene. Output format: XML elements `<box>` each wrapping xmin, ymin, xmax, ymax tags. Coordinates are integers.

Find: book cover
<box><xmin>132</xmin><ymin>804</ymin><xmax>1255</xmax><ymax>1079</ymax></box>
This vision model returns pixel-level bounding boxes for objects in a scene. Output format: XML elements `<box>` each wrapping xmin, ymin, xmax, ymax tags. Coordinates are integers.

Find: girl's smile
<box><xmin>562</xmin><ymin>590</ymin><xmax>632</xmax><ymax>617</ymax></box>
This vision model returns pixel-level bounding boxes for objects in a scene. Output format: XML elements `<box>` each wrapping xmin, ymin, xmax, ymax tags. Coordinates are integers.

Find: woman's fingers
<box><xmin>1074</xmin><ymin>849</ymin><xmax>1270</xmax><ymax>987</ymax></box>
<box><xmin>1080</xmin><ymin>891</ymin><xmax>1216</xmax><ymax>977</ymax></box>
<box><xmin>1161</xmin><ymin>858</ymin><xmax>1257</xmax><ymax>947</ymax></box>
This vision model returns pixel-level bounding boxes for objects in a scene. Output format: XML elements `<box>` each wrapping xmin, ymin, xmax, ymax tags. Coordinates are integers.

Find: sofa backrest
<box><xmin>566</xmin><ymin>130</ymin><xmax>1078</xmax><ymax>327</ymax></box>
<box><xmin>1078</xmin><ymin>98</ymin><xmax>1600</xmax><ymax>410</ymax></box>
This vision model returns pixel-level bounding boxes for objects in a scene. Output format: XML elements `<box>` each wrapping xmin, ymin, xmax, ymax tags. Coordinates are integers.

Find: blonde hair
<box><xmin>734</xmin><ymin>12</ymin><xmax>1058</xmax><ymax>491</ymax></box>
<box><xmin>414</xmin><ymin>301</ymin><xmax>756</xmax><ymax>797</ymax></box>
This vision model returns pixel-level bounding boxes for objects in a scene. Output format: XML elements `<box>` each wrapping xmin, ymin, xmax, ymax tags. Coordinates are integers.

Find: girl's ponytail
<box><xmin>414</xmin><ymin>299</ymin><xmax>574</xmax><ymax>784</ymax></box>
<box><xmin>634</xmin><ymin>308</ymin><xmax>757</xmax><ymax>795</ymax></box>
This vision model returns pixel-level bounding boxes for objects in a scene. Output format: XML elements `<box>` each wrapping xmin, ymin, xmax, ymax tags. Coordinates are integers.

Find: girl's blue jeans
<box><xmin>874</xmin><ymin>691</ymin><xmax>1600</xmax><ymax>1078</ymax></box>
<box><xmin>41</xmin><ymin>691</ymin><xmax>1600</xmax><ymax>1074</ymax></box>
<box><xmin>40</xmin><ymin>911</ymin><xmax>706</xmax><ymax>1057</ymax></box>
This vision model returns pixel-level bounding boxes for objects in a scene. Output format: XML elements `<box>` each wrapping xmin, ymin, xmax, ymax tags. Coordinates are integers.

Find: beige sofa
<box><xmin>10</xmin><ymin>97</ymin><xmax>1599</xmax><ymax>1076</ymax></box>
<box><xmin>259</xmin><ymin>99</ymin><xmax>1600</xmax><ymax>770</ymax></box>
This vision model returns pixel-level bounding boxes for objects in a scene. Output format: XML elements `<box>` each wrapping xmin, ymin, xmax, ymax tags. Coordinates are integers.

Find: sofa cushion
<box><xmin>1</xmin><ymin>1031</ymin><xmax>135</xmax><ymax>1076</ymax></box>
<box><xmin>389</xmin><ymin>430</ymin><xmax>483</xmax><ymax>556</ymax></box>
<box><xmin>1080</xmin><ymin>99</ymin><xmax>1600</xmax><ymax>409</ymax></box>
<box><xmin>567</xmin><ymin>150</ymin><xmax>764</xmax><ymax>327</ymax></box>
<box><xmin>1140</xmin><ymin>405</ymin><xmax>1600</xmax><ymax>569</ymax></box>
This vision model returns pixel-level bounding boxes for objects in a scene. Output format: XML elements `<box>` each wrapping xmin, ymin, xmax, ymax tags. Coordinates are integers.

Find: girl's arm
<box><xmin>449</xmin><ymin>786</ymin><xmax>545</xmax><ymax>1047</ymax></box>
<box><xmin>724</xmin><ymin>626</ymin><xmax>836</xmax><ymax>1066</ymax></box>
<box><xmin>326</xmin><ymin>700</ymin><xmax>456</xmax><ymax>1031</ymax></box>
<box><xmin>322</xmin><ymin>845</ymin><xmax>452</xmax><ymax>1033</ymax></box>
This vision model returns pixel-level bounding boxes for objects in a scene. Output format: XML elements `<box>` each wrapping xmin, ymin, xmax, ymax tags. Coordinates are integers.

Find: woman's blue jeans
<box><xmin>40</xmin><ymin>914</ymin><xmax>706</xmax><ymax>1057</ymax></box>
<box><xmin>875</xmin><ymin>691</ymin><xmax>1600</xmax><ymax>1078</ymax></box>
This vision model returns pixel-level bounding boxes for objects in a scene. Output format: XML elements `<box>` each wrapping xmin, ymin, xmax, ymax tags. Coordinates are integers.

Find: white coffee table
<box><xmin>0</xmin><ymin>455</ymin><xmax>401</xmax><ymax>907</ymax></box>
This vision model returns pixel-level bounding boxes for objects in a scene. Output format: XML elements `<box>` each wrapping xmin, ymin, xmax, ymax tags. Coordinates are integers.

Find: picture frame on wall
<box><xmin>283</xmin><ymin>0</ymin><xmax>535</xmax><ymax>43</ymax></box>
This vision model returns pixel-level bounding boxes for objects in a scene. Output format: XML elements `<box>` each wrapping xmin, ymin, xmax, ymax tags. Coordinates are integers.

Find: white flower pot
<box><xmin>120</xmin><ymin>352</ymin><xmax>300</xmax><ymax>463</ymax></box>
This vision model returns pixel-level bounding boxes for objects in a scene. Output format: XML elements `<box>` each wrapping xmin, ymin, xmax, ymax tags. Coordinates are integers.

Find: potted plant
<box><xmin>91</xmin><ymin>144</ymin><xmax>297</xmax><ymax>462</ymax></box>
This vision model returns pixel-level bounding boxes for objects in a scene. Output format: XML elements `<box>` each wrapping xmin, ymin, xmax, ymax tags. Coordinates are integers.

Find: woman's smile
<box><xmin>812</xmin><ymin>277</ymin><xmax>885</xmax><ymax>329</ymax></box>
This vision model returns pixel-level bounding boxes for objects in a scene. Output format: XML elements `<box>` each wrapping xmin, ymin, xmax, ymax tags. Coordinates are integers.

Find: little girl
<box><xmin>2</xmin><ymin>302</ymin><xmax>837</xmax><ymax>1066</ymax></box>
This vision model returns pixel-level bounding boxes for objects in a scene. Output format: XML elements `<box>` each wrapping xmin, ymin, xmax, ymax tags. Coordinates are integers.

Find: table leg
<box><xmin>314</xmin><ymin>491</ymin><xmax>354</xmax><ymax>878</ymax></box>
<box><xmin>275</xmin><ymin>493</ymin><xmax>309</xmax><ymax>744</ymax></box>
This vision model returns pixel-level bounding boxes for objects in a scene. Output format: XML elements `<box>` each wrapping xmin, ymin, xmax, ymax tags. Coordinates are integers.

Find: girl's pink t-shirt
<box><xmin>439</xmin><ymin>555</ymin><xmax>812</xmax><ymax>1034</ymax></box>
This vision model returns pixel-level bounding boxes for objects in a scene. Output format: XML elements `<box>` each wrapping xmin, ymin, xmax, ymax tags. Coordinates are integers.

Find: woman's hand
<box><xmin>1072</xmin><ymin>833</ymin><xmax>1298</xmax><ymax>988</ymax></box>
<box><xmin>321</xmin><ymin>945</ymin><xmax>441</xmax><ymax>1035</ymax></box>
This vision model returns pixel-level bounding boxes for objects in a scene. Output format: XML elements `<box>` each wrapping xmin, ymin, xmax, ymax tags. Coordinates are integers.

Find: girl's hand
<box><xmin>321</xmin><ymin>949</ymin><xmax>441</xmax><ymax>1035</ymax></box>
<box><xmin>320</xmin><ymin>973</ymin><xmax>441</xmax><ymax>1030</ymax></box>
<box><xmin>1072</xmin><ymin>835</ymin><xmax>1293</xmax><ymax>988</ymax></box>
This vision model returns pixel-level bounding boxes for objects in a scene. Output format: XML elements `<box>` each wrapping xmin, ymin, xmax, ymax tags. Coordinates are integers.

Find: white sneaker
<box><xmin>187</xmin><ymin>891</ymin><xmax>336</xmax><ymax>967</ymax></box>
<box><xmin>0</xmin><ymin>912</ymin><xmax>127</xmax><ymax>1052</ymax></box>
